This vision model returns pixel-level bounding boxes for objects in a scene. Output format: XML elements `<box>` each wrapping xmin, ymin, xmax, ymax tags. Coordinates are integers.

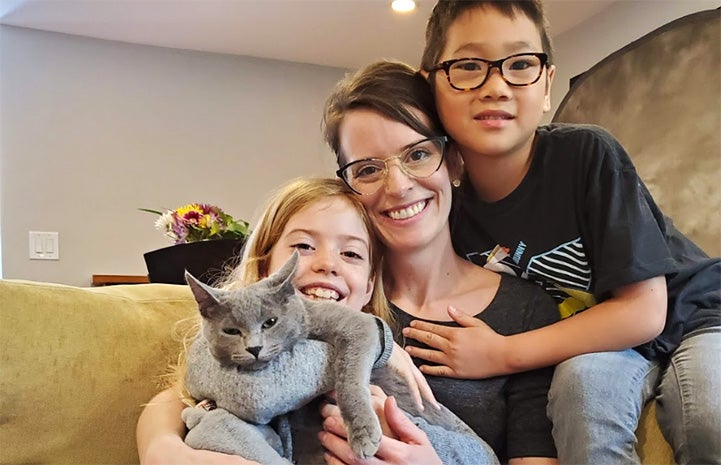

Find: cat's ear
<box><xmin>185</xmin><ymin>271</ymin><xmax>222</xmax><ymax>318</ymax></box>
<box><xmin>265</xmin><ymin>250</ymin><xmax>298</xmax><ymax>289</ymax></box>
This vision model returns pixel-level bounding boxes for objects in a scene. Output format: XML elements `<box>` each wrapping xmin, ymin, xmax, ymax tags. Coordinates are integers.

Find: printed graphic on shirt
<box><xmin>467</xmin><ymin>238</ymin><xmax>597</xmax><ymax>318</ymax></box>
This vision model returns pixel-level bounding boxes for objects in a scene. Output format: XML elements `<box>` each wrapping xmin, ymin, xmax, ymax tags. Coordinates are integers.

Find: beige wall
<box><xmin>0</xmin><ymin>26</ymin><xmax>347</xmax><ymax>286</ymax></box>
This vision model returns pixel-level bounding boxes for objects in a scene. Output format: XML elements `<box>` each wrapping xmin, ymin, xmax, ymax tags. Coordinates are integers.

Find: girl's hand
<box><xmin>319</xmin><ymin>396</ymin><xmax>443</xmax><ymax>465</ymax></box>
<box><xmin>386</xmin><ymin>341</ymin><xmax>439</xmax><ymax>409</ymax></box>
<box><xmin>402</xmin><ymin>306</ymin><xmax>510</xmax><ymax>379</ymax></box>
<box><xmin>141</xmin><ymin>433</ymin><xmax>260</xmax><ymax>465</ymax></box>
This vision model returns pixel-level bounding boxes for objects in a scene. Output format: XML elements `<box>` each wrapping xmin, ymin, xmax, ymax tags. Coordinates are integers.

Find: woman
<box><xmin>319</xmin><ymin>60</ymin><xmax>559</xmax><ymax>465</ymax></box>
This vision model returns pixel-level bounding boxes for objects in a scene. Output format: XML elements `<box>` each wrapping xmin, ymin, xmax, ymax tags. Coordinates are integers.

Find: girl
<box><xmin>137</xmin><ymin>177</ymin><xmax>492</xmax><ymax>465</ymax></box>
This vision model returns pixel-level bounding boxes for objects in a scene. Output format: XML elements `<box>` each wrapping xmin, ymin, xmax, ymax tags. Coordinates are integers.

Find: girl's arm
<box><xmin>402</xmin><ymin>276</ymin><xmax>667</xmax><ymax>378</ymax></box>
<box><xmin>136</xmin><ymin>386</ymin><xmax>257</xmax><ymax>465</ymax></box>
<box><xmin>386</xmin><ymin>341</ymin><xmax>438</xmax><ymax>409</ymax></box>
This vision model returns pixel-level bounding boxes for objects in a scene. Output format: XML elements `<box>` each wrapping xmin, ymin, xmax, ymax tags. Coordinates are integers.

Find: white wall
<box><xmin>0</xmin><ymin>26</ymin><xmax>347</xmax><ymax>286</ymax></box>
<box><xmin>546</xmin><ymin>0</ymin><xmax>720</xmax><ymax>123</ymax></box>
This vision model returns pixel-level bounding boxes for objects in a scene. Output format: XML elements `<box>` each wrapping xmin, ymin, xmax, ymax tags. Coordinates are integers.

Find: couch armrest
<box><xmin>0</xmin><ymin>280</ymin><xmax>197</xmax><ymax>465</ymax></box>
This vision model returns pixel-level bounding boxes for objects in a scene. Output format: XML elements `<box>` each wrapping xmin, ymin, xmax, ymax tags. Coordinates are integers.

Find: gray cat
<box><xmin>182</xmin><ymin>252</ymin><xmax>498</xmax><ymax>465</ymax></box>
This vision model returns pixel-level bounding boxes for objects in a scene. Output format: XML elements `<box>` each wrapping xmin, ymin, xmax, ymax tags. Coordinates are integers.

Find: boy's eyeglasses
<box><xmin>336</xmin><ymin>136</ymin><xmax>448</xmax><ymax>196</ymax></box>
<box><xmin>430</xmin><ymin>52</ymin><xmax>548</xmax><ymax>91</ymax></box>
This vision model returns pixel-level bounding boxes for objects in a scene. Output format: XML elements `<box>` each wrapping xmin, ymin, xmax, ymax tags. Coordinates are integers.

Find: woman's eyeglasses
<box><xmin>336</xmin><ymin>136</ymin><xmax>448</xmax><ymax>196</ymax></box>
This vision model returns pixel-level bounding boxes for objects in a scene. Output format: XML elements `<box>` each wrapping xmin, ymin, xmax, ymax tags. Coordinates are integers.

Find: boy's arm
<box><xmin>503</xmin><ymin>276</ymin><xmax>667</xmax><ymax>373</ymax></box>
<box><xmin>403</xmin><ymin>276</ymin><xmax>667</xmax><ymax>378</ymax></box>
<box><xmin>136</xmin><ymin>386</ymin><xmax>255</xmax><ymax>465</ymax></box>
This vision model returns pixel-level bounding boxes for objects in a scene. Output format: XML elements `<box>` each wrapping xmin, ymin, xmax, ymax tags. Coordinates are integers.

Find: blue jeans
<box><xmin>548</xmin><ymin>326</ymin><xmax>721</xmax><ymax>465</ymax></box>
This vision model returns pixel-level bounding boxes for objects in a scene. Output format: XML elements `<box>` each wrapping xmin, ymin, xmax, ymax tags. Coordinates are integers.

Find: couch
<box><xmin>0</xmin><ymin>278</ymin><xmax>674</xmax><ymax>464</ymax></box>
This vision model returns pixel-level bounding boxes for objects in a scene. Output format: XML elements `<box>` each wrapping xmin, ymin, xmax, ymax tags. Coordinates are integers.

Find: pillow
<box><xmin>0</xmin><ymin>280</ymin><xmax>197</xmax><ymax>464</ymax></box>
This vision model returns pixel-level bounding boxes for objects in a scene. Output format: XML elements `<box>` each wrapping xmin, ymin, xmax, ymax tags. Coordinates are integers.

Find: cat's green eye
<box><xmin>262</xmin><ymin>317</ymin><xmax>278</xmax><ymax>329</ymax></box>
<box><xmin>222</xmin><ymin>327</ymin><xmax>241</xmax><ymax>336</ymax></box>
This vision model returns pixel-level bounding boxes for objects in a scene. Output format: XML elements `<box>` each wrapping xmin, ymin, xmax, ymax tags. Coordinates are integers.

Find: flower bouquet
<box><xmin>140</xmin><ymin>203</ymin><xmax>251</xmax><ymax>284</ymax></box>
<box><xmin>140</xmin><ymin>203</ymin><xmax>250</xmax><ymax>244</ymax></box>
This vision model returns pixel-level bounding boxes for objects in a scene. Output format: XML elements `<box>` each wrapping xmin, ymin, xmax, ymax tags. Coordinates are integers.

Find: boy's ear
<box><xmin>543</xmin><ymin>65</ymin><xmax>556</xmax><ymax>113</ymax></box>
<box><xmin>419</xmin><ymin>69</ymin><xmax>430</xmax><ymax>80</ymax></box>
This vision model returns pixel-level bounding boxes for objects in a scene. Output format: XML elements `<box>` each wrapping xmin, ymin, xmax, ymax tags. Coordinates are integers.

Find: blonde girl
<box><xmin>137</xmin><ymin>177</ymin><xmax>478</xmax><ymax>465</ymax></box>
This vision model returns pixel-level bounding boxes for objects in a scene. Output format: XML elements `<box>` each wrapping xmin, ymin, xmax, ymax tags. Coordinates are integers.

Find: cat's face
<box><xmin>187</xmin><ymin>254</ymin><xmax>308</xmax><ymax>370</ymax></box>
<box><xmin>267</xmin><ymin>197</ymin><xmax>374</xmax><ymax>312</ymax></box>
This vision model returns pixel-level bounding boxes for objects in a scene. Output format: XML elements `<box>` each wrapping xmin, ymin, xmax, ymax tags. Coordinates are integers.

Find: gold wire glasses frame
<box><xmin>337</xmin><ymin>136</ymin><xmax>448</xmax><ymax>196</ymax></box>
<box><xmin>430</xmin><ymin>52</ymin><xmax>549</xmax><ymax>91</ymax></box>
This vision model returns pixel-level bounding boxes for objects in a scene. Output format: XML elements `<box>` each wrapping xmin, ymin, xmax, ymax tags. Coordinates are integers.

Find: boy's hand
<box><xmin>402</xmin><ymin>306</ymin><xmax>510</xmax><ymax>379</ymax></box>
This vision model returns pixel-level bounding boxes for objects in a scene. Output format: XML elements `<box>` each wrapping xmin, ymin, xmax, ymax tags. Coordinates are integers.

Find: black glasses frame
<box><xmin>336</xmin><ymin>136</ymin><xmax>448</xmax><ymax>196</ymax></box>
<box><xmin>430</xmin><ymin>52</ymin><xmax>548</xmax><ymax>91</ymax></box>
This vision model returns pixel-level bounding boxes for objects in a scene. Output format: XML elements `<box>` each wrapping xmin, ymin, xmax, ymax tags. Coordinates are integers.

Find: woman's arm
<box><xmin>402</xmin><ymin>276</ymin><xmax>667</xmax><ymax>378</ymax></box>
<box><xmin>136</xmin><ymin>386</ymin><xmax>257</xmax><ymax>465</ymax></box>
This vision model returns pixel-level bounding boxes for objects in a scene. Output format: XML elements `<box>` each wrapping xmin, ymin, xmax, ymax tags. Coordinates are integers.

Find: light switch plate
<box><xmin>29</xmin><ymin>231</ymin><xmax>59</xmax><ymax>260</ymax></box>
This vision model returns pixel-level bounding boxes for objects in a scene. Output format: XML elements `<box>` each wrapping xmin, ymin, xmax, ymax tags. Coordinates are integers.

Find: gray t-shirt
<box><xmin>392</xmin><ymin>275</ymin><xmax>559</xmax><ymax>462</ymax></box>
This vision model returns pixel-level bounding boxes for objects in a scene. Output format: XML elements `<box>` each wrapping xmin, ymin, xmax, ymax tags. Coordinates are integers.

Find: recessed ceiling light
<box><xmin>392</xmin><ymin>0</ymin><xmax>416</xmax><ymax>14</ymax></box>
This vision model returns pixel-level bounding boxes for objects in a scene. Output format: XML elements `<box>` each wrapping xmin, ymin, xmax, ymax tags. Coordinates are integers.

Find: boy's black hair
<box><xmin>420</xmin><ymin>0</ymin><xmax>554</xmax><ymax>71</ymax></box>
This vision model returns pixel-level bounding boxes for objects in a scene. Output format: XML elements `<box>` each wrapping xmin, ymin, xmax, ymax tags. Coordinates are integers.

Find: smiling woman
<box><xmin>322</xmin><ymin>59</ymin><xmax>561</xmax><ymax>464</ymax></box>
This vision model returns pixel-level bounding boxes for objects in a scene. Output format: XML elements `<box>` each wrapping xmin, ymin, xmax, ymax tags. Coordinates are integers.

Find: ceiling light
<box><xmin>392</xmin><ymin>0</ymin><xmax>416</xmax><ymax>13</ymax></box>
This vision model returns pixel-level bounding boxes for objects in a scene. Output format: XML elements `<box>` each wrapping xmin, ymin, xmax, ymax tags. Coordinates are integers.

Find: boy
<box><xmin>402</xmin><ymin>2</ymin><xmax>721</xmax><ymax>464</ymax></box>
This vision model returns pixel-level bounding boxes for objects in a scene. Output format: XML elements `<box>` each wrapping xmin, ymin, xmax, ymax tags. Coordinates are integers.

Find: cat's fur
<box><xmin>182</xmin><ymin>252</ymin><xmax>487</xmax><ymax>464</ymax></box>
<box><xmin>183</xmin><ymin>252</ymin><xmax>385</xmax><ymax>462</ymax></box>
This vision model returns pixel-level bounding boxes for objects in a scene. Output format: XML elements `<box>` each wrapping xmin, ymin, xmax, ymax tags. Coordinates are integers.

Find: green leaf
<box><xmin>138</xmin><ymin>208</ymin><xmax>164</xmax><ymax>215</ymax></box>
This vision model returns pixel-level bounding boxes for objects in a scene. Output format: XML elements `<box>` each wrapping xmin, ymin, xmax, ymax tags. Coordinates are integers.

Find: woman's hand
<box><xmin>402</xmin><ymin>306</ymin><xmax>510</xmax><ymax>379</ymax></box>
<box><xmin>386</xmin><ymin>341</ymin><xmax>439</xmax><ymax>409</ymax></box>
<box><xmin>322</xmin><ymin>386</ymin><xmax>394</xmax><ymax>438</ymax></box>
<box><xmin>141</xmin><ymin>433</ymin><xmax>260</xmax><ymax>465</ymax></box>
<box><xmin>319</xmin><ymin>396</ymin><xmax>443</xmax><ymax>465</ymax></box>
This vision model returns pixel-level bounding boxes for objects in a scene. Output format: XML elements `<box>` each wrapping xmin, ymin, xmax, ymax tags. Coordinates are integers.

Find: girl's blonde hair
<box><xmin>222</xmin><ymin>176</ymin><xmax>390</xmax><ymax>321</ymax></box>
<box><xmin>170</xmin><ymin>177</ymin><xmax>391</xmax><ymax>400</ymax></box>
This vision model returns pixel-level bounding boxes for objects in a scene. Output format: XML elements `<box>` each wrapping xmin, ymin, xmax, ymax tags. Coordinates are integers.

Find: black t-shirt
<box><xmin>450</xmin><ymin>123</ymin><xmax>721</xmax><ymax>360</ymax></box>
<box><xmin>392</xmin><ymin>274</ymin><xmax>559</xmax><ymax>462</ymax></box>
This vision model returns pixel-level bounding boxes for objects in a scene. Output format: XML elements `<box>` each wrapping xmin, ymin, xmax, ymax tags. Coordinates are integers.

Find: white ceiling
<box><xmin>0</xmin><ymin>0</ymin><xmax>617</xmax><ymax>69</ymax></box>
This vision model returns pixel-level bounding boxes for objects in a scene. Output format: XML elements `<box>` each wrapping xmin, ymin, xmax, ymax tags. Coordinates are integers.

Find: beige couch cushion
<box><xmin>0</xmin><ymin>280</ymin><xmax>196</xmax><ymax>465</ymax></box>
<box><xmin>0</xmin><ymin>279</ymin><xmax>675</xmax><ymax>464</ymax></box>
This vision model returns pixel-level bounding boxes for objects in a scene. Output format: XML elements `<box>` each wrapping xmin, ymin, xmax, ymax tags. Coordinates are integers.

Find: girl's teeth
<box><xmin>302</xmin><ymin>287</ymin><xmax>340</xmax><ymax>301</ymax></box>
<box><xmin>388</xmin><ymin>201</ymin><xmax>426</xmax><ymax>220</ymax></box>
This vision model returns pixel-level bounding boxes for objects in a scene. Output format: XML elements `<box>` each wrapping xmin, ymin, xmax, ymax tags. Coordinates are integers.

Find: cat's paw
<box><xmin>346</xmin><ymin>415</ymin><xmax>382</xmax><ymax>459</ymax></box>
<box><xmin>181</xmin><ymin>406</ymin><xmax>207</xmax><ymax>429</ymax></box>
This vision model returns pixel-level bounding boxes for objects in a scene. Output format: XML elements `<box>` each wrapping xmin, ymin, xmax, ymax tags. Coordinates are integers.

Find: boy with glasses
<box><xmin>403</xmin><ymin>1</ymin><xmax>721</xmax><ymax>464</ymax></box>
